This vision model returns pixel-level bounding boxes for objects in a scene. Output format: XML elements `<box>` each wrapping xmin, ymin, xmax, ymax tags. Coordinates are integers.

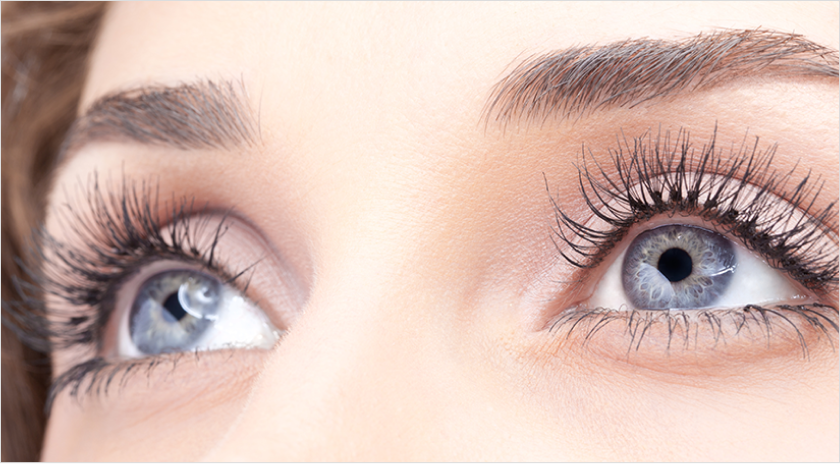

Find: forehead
<box><xmin>70</xmin><ymin>3</ymin><xmax>839</xmax><ymax>237</ymax></box>
<box><xmin>83</xmin><ymin>2</ymin><xmax>839</xmax><ymax>114</ymax></box>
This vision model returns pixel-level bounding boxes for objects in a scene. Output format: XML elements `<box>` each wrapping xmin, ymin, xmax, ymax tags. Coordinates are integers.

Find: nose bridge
<box><xmin>202</xmin><ymin>118</ymin><xmax>525</xmax><ymax>459</ymax></box>
<box><xmin>205</xmin><ymin>270</ymin><xmax>469</xmax><ymax>461</ymax></box>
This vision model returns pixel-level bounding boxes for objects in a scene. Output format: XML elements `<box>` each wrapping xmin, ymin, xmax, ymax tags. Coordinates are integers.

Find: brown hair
<box><xmin>2</xmin><ymin>2</ymin><xmax>106</xmax><ymax>460</ymax></box>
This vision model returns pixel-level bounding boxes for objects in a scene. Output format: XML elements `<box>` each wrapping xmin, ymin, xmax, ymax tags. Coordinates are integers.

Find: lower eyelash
<box><xmin>543</xmin><ymin>128</ymin><xmax>838</xmax><ymax>356</ymax></box>
<box><xmin>45</xmin><ymin>349</ymin><xmax>232</xmax><ymax>413</ymax></box>
<box><xmin>7</xmin><ymin>131</ymin><xmax>838</xmax><ymax>408</ymax></box>
<box><xmin>548</xmin><ymin>127</ymin><xmax>839</xmax><ymax>293</ymax></box>
<box><xmin>549</xmin><ymin>303</ymin><xmax>838</xmax><ymax>359</ymax></box>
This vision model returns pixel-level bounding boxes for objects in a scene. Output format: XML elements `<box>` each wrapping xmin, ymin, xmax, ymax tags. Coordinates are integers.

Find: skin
<box><xmin>41</xmin><ymin>2</ymin><xmax>838</xmax><ymax>461</ymax></box>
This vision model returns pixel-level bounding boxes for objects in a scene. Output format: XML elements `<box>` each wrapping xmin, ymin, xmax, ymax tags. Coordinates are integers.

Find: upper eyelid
<box><xmin>547</xmin><ymin>128</ymin><xmax>838</xmax><ymax>292</ymax></box>
<box><xmin>15</xmin><ymin>176</ymin><xmax>258</xmax><ymax>352</ymax></box>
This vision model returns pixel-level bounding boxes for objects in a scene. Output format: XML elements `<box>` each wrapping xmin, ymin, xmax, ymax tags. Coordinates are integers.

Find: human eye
<box><xmin>111</xmin><ymin>265</ymin><xmax>278</xmax><ymax>359</ymax></box>
<box><xmin>9</xmin><ymin>174</ymin><xmax>298</xmax><ymax>407</ymax></box>
<box><xmin>590</xmin><ymin>223</ymin><xmax>801</xmax><ymax>310</ymax></box>
<box><xmin>544</xmin><ymin>129</ymin><xmax>838</xmax><ymax>364</ymax></box>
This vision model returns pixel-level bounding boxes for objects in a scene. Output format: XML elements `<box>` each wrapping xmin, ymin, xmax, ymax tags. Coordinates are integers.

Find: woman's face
<box><xmin>41</xmin><ymin>2</ymin><xmax>838</xmax><ymax>461</ymax></box>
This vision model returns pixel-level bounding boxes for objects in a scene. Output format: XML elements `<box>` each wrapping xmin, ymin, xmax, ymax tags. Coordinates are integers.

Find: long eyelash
<box><xmin>2</xmin><ymin>173</ymin><xmax>249</xmax><ymax>408</ymax></box>
<box><xmin>548</xmin><ymin>127</ymin><xmax>838</xmax><ymax>292</ymax></box>
<box><xmin>549</xmin><ymin>303</ymin><xmax>838</xmax><ymax>360</ymax></box>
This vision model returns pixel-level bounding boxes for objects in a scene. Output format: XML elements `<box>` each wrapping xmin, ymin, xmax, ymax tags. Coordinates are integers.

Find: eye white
<box><xmin>115</xmin><ymin>263</ymin><xmax>282</xmax><ymax>359</ymax></box>
<box><xmin>587</xmin><ymin>231</ymin><xmax>806</xmax><ymax>311</ymax></box>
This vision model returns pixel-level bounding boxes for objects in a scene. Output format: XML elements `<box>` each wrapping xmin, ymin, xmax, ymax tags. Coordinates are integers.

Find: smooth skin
<box><xmin>42</xmin><ymin>2</ymin><xmax>838</xmax><ymax>461</ymax></box>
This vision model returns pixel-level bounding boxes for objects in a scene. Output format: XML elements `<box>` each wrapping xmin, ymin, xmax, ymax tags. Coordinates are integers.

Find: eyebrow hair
<box><xmin>484</xmin><ymin>29</ymin><xmax>839</xmax><ymax>128</ymax></box>
<box><xmin>60</xmin><ymin>79</ymin><xmax>257</xmax><ymax>158</ymax></box>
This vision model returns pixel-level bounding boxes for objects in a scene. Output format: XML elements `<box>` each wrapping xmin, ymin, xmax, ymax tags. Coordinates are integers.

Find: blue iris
<box><xmin>622</xmin><ymin>225</ymin><xmax>736</xmax><ymax>310</ymax></box>
<box><xmin>129</xmin><ymin>270</ymin><xmax>221</xmax><ymax>354</ymax></box>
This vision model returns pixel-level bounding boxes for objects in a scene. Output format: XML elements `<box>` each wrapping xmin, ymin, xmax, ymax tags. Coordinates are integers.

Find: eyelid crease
<box><xmin>5</xmin><ymin>171</ymin><xmax>298</xmax><ymax>412</ymax></box>
<box><xmin>547</xmin><ymin>127</ymin><xmax>838</xmax><ymax>293</ymax></box>
<box><xmin>4</xmin><ymin>172</ymin><xmax>261</xmax><ymax>355</ymax></box>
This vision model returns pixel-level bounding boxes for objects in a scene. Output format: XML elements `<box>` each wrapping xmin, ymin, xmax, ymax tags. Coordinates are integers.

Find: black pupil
<box><xmin>163</xmin><ymin>291</ymin><xmax>188</xmax><ymax>321</ymax></box>
<box><xmin>657</xmin><ymin>248</ymin><xmax>693</xmax><ymax>282</ymax></box>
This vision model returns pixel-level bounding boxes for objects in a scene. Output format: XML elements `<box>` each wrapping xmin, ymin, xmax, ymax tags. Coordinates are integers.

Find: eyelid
<box><xmin>541</xmin><ymin>216</ymin><xmax>838</xmax><ymax>371</ymax></box>
<box><xmin>549</xmin><ymin>130</ymin><xmax>839</xmax><ymax>293</ymax></box>
<box><xmin>533</xmin><ymin>128</ymin><xmax>838</xmax><ymax>368</ymax></box>
<box><xmin>98</xmin><ymin>212</ymin><xmax>301</xmax><ymax>357</ymax></box>
<box><xmin>170</xmin><ymin>212</ymin><xmax>306</xmax><ymax>322</ymax></box>
<box><xmin>23</xmin><ymin>175</ymin><xmax>308</xmax><ymax>403</ymax></box>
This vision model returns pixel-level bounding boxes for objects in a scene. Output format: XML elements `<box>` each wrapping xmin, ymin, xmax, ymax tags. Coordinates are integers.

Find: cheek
<box><xmin>513</xmin><ymin>331</ymin><xmax>839</xmax><ymax>461</ymax></box>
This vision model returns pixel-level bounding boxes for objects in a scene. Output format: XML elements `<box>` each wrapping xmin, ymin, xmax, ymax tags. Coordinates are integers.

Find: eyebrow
<box><xmin>484</xmin><ymin>29</ymin><xmax>839</xmax><ymax>128</ymax></box>
<box><xmin>60</xmin><ymin>79</ymin><xmax>257</xmax><ymax>158</ymax></box>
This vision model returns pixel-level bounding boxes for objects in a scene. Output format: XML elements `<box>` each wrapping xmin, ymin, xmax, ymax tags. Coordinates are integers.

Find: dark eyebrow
<box><xmin>60</xmin><ymin>79</ymin><xmax>257</xmax><ymax>158</ymax></box>
<box><xmin>484</xmin><ymin>29</ymin><xmax>839</xmax><ymax>128</ymax></box>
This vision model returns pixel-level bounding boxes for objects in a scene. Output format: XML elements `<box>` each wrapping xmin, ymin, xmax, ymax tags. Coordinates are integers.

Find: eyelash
<box><xmin>5</xmin><ymin>129</ymin><xmax>838</xmax><ymax>410</ymax></box>
<box><xmin>546</xmin><ymin>128</ymin><xmax>838</xmax><ymax>353</ymax></box>
<box><xmin>5</xmin><ymin>174</ymin><xmax>256</xmax><ymax>411</ymax></box>
<box><xmin>550</xmin><ymin>129</ymin><xmax>837</xmax><ymax>286</ymax></box>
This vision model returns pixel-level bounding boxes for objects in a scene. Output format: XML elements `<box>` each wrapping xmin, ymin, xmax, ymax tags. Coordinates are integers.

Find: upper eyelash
<box><xmin>4</xmin><ymin>129</ymin><xmax>837</xmax><ymax>408</ymax></box>
<box><xmin>547</xmin><ymin>127</ymin><xmax>839</xmax><ymax>292</ymax></box>
<box><xmin>3</xmin><ymin>173</ymin><xmax>251</xmax><ymax>355</ymax></box>
<box><xmin>4</xmin><ymin>174</ymin><xmax>260</xmax><ymax>409</ymax></box>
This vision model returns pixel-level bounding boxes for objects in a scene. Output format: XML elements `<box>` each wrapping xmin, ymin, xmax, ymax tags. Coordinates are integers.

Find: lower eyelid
<box><xmin>47</xmin><ymin>348</ymin><xmax>272</xmax><ymax>412</ymax></box>
<box><xmin>36</xmin><ymin>179</ymin><xmax>307</xmax><ymax>396</ymax></box>
<box><xmin>537</xmin><ymin>214</ymin><xmax>838</xmax><ymax>368</ymax></box>
<box><xmin>542</xmin><ymin>303</ymin><xmax>839</xmax><ymax>377</ymax></box>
